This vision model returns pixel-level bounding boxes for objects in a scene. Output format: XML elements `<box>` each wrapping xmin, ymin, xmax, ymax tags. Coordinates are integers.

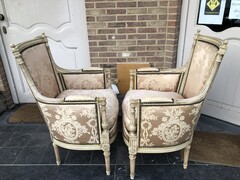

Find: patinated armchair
<box><xmin>122</xmin><ymin>31</ymin><xmax>228</xmax><ymax>179</ymax></box>
<box><xmin>11</xmin><ymin>34</ymin><xmax>119</xmax><ymax>175</ymax></box>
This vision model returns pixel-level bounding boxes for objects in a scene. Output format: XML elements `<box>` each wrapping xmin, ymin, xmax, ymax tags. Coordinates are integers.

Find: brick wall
<box><xmin>85</xmin><ymin>0</ymin><xmax>182</xmax><ymax>79</ymax></box>
<box><xmin>0</xmin><ymin>56</ymin><xmax>14</xmax><ymax>108</ymax></box>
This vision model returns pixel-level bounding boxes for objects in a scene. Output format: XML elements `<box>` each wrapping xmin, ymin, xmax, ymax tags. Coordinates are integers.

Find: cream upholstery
<box><xmin>122</xmin><ymin>31</ymin><xmax>228</xmax><ymax>179</ymax></box>
<box><xmin>11</xmin><ymin>34</ymin><xmax>118</xmax><ymax>176</ymax></box>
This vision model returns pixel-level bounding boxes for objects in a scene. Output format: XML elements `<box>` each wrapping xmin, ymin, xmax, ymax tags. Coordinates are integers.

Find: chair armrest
<box><xmin>130</xmin><ymin>66</ymin><xmax>186</xmax><ymax>92</ymax></box>
<box><xmin>56</xmin><ymin>67</ymin><xmax>111</xmax><ymax>90</ymax></box>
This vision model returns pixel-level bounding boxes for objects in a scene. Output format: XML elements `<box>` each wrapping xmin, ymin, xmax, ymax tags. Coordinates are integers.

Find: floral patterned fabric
<box><xmin>38</xmin><ymin>102</ymin><xmax>100</xmax><ymax>144</ymax></box>
<box><xmin>139</xmin><ymin>103</ymin><xmax>202</xmax><ymax>147</ymax></box>
<box><xmin>122</xmin><ymin>90</ymin><xmax>184</xmax><ymax>131</ymax></box>
<box><xmin>183</xmin><ymin>41</ymin><xmax>218</xmax><ymax>98</ymax></box>
<box><xmin>63</xmin><ymin>74</ymin><xmax>105</xmax><ymax>89</ymax></box>
<box><xmin>137</xmin><ymin>74</ymin><xmax>180</xmax><ymax>91</ymax></box>
<box><xmin>22</xmin><ymin>44</ymin><xmax>60</xmax><ymax>98</ymax></box>
<box><xmin>57</xmin><ymin>89</ymin><xmax>119</xmax><ymax>129</ymax></box>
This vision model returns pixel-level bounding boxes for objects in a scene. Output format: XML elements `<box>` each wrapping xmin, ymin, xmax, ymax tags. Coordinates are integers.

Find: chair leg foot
<box><xmin>183</xmin><ymin>145</ymin><xmax>191</xmax><ymax>169</ymax></box>
<box><xmin>53</xmin><ymin>143</ymin><xmax>61</xmax><ymax>166</ymax></box>
<box><xmin>129</xmin><ymin>154</ymin><xmax>136</xmax><ymax>179</ymax></box>
<box><xmin>103</xmin><ymin>149</ymin><xmax>111</xmax><ymax>175</ymax></box>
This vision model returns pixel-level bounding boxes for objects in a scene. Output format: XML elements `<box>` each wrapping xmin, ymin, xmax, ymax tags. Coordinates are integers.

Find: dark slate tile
<box><xmin>26</xmin><ymin>133</ymin><xmax>51</xmax><ymax>147</ymax></box>
<box><xmin>35</xmin><ymin>124</ymin><xmax>49</xmax><ymax>133</ymax></box>
<box><xmin>39</xmin><ymin>144</ymin><xmax>68</xmax><ymax>164</ymax></box>
<box><xmin>3</xmin><ymin>133</ymin><xmax>31</xmax><ymax>147</ymax></box>
<box><xmin>168</xmin><ymin>151</ymin><xmax>196</xmax><ymax>165</ymax></box>
<box><xmin>0</xmin><ymin>125</ymin><xmax>19</xmax><ymax>134</ymax></box>
<box><xmin>12</xmin><ymin>124</ymin><xmax>39</xmax><ymax>134</ymax></box>
<box><xmin>0</xmin><ymin>147</ymin><xmax>23</xmax><ymax>164</ymax></box>
<box><xmin>0</xmin><ymin>165</ymin><xmax>115</xmax><ymax>180</ymax></box>
<box><xmin>115</xmin><ymin>165</ymin><xmax>173</xmax><ymax>180</ymax></box>
<box><xmin>14</xmin><ymin>146</ymin><xmax>47</xmax><ymax>164</ymax></box>
<box><xmin>65</xmin><ymin>150</ymin><xmax>92</xmax><ymax>164</ymax></box>
<box><xmin>91</xmin><ymin>147</ymin><xmax>116</xmax><ymax>164</ymax></box>
<box><xmin>171</xmin><ymin>165</ymin><xmax>240</xmax><ymax>180</ymax></box>
<box><xmin>111</xmin><ymin>132</ymin><xmax>125</xmax><ymax>147</ymax></box>
<box><xmin>116</xmin><ymin>146</ymin><xmax>142</xmax><ymax>165</ymax></box>
<box><xmin>142</xmin><ymin>153</ymin><xmax>169</xmax><ymax>164</ymax></box>
<box><xmin>0</xmin><ymin>133</ymin><xmax>12</xmax><ymax>147</ymax></box>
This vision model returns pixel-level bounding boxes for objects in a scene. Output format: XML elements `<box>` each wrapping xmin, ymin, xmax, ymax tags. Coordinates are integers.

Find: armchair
<box><xmin>122</xmin><ymin>31</ymin><xmax>228</xmax><ymax>179</ymax></box>
<box><xmin>11</xmin><ymin>34</ymin><xmax>119</xmax><ymax>175</ymax></box>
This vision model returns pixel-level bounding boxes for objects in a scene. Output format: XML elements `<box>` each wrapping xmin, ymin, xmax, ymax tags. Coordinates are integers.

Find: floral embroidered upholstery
<box><xmin>63</xmin><ymin>74</ymin><xmax>105</xmax><ymax>89</ymax></box>
<box><xmin>121</xmin><ymin>32</ymin><xmax>227</xmax><ymax>179</ymax></box>
<box><xmin>122</xmin><ymin>90</ymin><xmax>184</xmax><ymax>131</ymax></box>
<box><xmin>38</xmin><ymin>102</ymin><xmax>100</xmax><ymax>144</ymax></box>
<box><xmin>22</xmin><ymin>44</ymin><xmax>60</xmax><ymax>98</ymax></box>
<box><xmin>11</xmin><ymin>34</ymin><xmax>119</xmax><ymax>176</ymax></box>
<box><xmin>137</xmin><ymin>74</ymin><xmax>180</xmax><ymax>91</ymax></box>
<box><xmin>183</xmin><ymin>41</ymin><xmax>218</xmax><ymax>98</ymax></box>
<box><xmin>139</xmin><ymin>103</ymin><xmax>202</xmax><ymax>147</ymax></box>
<box><xmin>57</xmin><ymin>89</ymin><xmax>119</xmax><ymax>129</ymax></box>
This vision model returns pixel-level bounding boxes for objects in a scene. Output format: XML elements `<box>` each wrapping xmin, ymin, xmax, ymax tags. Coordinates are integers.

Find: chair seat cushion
<box><xmin>122</xmin><ymin>90</ymin><xmax>184</xmax><ymax>132</ymax></box>
<box><xmin>57</xmin><ymin>89</ymin><xmax>119</xmax><ymax>129</ymax></box>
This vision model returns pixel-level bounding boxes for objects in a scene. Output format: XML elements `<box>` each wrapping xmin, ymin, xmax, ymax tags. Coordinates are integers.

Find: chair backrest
<box><xmin>12</xmin><ymin>35</ymin><xmax>60</xmax><ymax>98</ymax></box>
<box><xmin>182</xmin><ymin>32</ymin><xmax>227</xmax><ymax>98</ymax></box>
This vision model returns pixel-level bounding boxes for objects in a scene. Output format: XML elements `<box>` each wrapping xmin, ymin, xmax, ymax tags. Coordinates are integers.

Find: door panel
<box><xmin>178</xmin><ymin>0</ymin><xmax>240</xmax><ymax>125</ymax></box>
<box><xmin>0</xmin><ymin>0</ymin><xmax>90</xmax><ymax>103</ymax></box>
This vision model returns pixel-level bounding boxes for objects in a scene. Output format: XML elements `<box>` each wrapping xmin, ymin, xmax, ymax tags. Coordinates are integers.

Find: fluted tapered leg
<box><xmin>183</xmin><ymin>145</ymin><xmax>191</xmax><ymax>169</ymax></box>
<box><xmin>53</xmin><ymin>143</ymin><xmax>61</xmax><ymax>165</ymax></box>
<box><xmin>103</xmin><ymin>150</ymin><xmax>111</xmax><ymax>175</ymax></box>
<box><xmin>129</xmin><ymin>154</ymin><xmax>136</xmax><ymax>179</ymax></box>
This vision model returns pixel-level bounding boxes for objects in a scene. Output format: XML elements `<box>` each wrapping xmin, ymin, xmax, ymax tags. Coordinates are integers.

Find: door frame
<box><xmin>0</xmin><ymin>34</ymin><xmax>18</xmax><ymax>103</ymax></box>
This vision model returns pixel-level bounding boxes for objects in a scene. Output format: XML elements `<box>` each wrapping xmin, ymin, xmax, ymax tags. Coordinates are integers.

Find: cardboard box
<box><xmin>117</xmin><ymin>63</ymin><xmax>150</xmax><ymax>93</ymax></box>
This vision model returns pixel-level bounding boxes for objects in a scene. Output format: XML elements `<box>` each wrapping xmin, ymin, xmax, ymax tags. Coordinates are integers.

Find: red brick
<box><xmin>98</xmin><ymin>29</ymin><xmax>115</xmax><ymax>34</ymax></box>
<box><xmin>88</xmin><ymin>35</ymin><xmax>107</xmax><ymax>41</ymax></box>
<box><xmin>107</xmin><ymin>9</ymin><xmax>126</xmax><ymax>14</ymax></box>
<box><xmin>90</xmin><ymin>47</ymin><xmax>107</xmax><ymax>52</ymax></box>
<box><xmin>118</xmin><ymin>28</ymin><xmax>136</xmax><ymax>34</ymax></box>
<box><xmin>127</xmin><ymin>22</ymin><xmax>146</xmax><ymax>27</ymax></box>
<box><xmin>87</xmin><ymin>16</ymin><xmax>95</xmax><ymax>22</ymax></box>
<box><xmin>138</xmin><ymin>1</ymin><xmax>157</xmax><ymax>7</ymax></box>
<box><xmin>128</xmin><ymin>34</ymin><xmax>146</xmax><ymax>39</ymax></box>
<box><xmin>99</xmin><ymin>41</ymin><xmax>116</xmax><ymax>46</ymax></box>
<box><xmin>108</xmin><ymin>35</ymin><xmax>126</xmax><ymax>40</ymax></box>
<box><xmin>138</xmin><ymin>40</ymin><xmax>156</xmax><ymax>45</ymax></box>
<box><xmin>138</xmin><ymin>15</ymin><xmax>157</xmax><ymax>20</ymax></box>
<box><xmin>99</xmin><ymin>52</ymin><xmax>116</xmax><ymax>57</ymax></box>
<box><xmin>128</xmin><ymin>46</ymin><xmax>145</xmax><ymax>51</ymax></box>
<box><xmin>138</xmin><ymin>28</ymin><xmax>157</xmax><ymax>33</ymax></box>
<box><xmin>108</xmin><ymin>22</ymin><xmax>126</xmax><ymax>28</ymax></box>
<box><xmin>148</xmin><ymin>34</ymin><xmax>166</xmax><ymax>39</ymax></box>
<box><xmin>96</xmin><ymin>3</ymin><xmax>115</xmax><ymax>8</ymax></box>
<box><xmin>109</xmin><ymin>58</ymin><xmax>126</xmax><ymax>62</ymax></box>
<box><xmin>117</xmin><ymin>2</ymin><xmax>136</xmax><ymax>8</ymax></box>
<box><xmin>97</xmin><ymin>16</ymin><xmax>116</xmax><ymax>22</ymax></box>
<box><xmin>137</xmin><ymin>52</ymin><xmax>155</xmax><ymax>56</ymax></box>
<box><xmin>117</xmin><ymin>15</ymin><xmax>136</xmax><ymax>21</ymax></box>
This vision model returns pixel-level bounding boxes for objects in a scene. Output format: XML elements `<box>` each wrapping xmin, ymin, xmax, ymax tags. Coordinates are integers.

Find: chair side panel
<box><xmin>139</xmin><ymin>102</ymin><xmax>202</xmax><ymax>147</ymax></box>
<box><xmin>38</xmin><ymin>102</ymin><xmax>100</xmax><ymax>145</ymax></box>
<box><xmin>183</xmin><ymin>41</ymin><xmax>219</xmax><ymax>98</ymax></box>
<box><xmin>22</xmin><ymin>44</ymin><xmax>60</xmax><ymax>97</ymax></box>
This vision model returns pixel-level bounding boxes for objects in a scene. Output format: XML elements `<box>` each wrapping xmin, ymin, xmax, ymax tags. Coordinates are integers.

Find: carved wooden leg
<box><xmin>53</xmin><ymin>143</ymin><xmax>61</xmax><ymax>165</ymax></box>
<box><xmin>129</xmin><ymin>153</ymin><xmax>136</xmax><ymax>179</ymax></box>
<box><xmin>103</xmin><ymin>149</ymin><xmax>111</xmax><ymax>175</ymax></box>
<box><xmin>183</xmin><ymin>145</ymin><xmax>191</xmax><ymax>169</ymax></box>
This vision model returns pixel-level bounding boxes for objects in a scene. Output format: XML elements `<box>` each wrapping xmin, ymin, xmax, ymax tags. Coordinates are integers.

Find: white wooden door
<box><xmin>0</xmin><ymin>0</ymin><xmax>90</xmax><ymax>103</ymax></box>
<box><xmin>178</xmin><ymin>0</ymin><xmax>240</xmax><ymax>125</ymax></box>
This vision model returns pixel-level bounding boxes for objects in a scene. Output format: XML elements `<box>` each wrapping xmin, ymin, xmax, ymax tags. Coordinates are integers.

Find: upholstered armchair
<box><xmin>122</xmin><ymin>31</ymin><xmax>227</xmax><ymax>179</ymax></box>
<box><xmin>11</xmin><ymin>34</ymin><xmax>119</xmax><ymax>175</ymax></box>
